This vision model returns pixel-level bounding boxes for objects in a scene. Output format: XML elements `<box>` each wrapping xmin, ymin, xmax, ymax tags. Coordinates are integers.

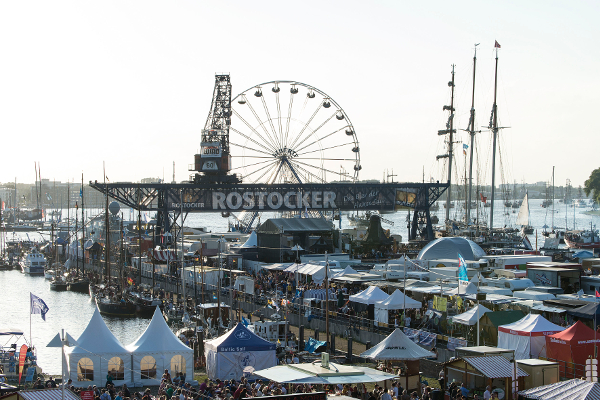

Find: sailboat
<box><xmin>516</xmin><ymin>192</ymin><xmax>534</xmax><ymax>234</ymax></box>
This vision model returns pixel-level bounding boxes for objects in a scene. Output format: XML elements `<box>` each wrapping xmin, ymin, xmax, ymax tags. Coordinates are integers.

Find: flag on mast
<box><xmin>30</xmin><ymin>293</ymin><xmax>49</xmax><ymax>321</ymax></box>
<box><xmin>458</xmin><ymin>253</ymin><xmax>468</xmax><ymax>284</ymax></box>
<box><xmin>495</xmin><ymin>40</ymin><xmax>501</xmax><ymax>48</ymax></box>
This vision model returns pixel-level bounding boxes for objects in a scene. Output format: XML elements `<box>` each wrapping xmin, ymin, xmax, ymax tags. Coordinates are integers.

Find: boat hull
<box><xmin>95</xmin><ymin>298</ymin><xmax>136</xmax><ymax>317</ymax></box>
<box><xmin>564</xmin><ymin>237</ymin><xmax>600</xmax><ymax>249</ymax></box>
<box><xmin>68</xmin><ymin>279</ymin><xmax>90</xmax><ymax>294</ymax></box>
<box><xmin>20</xmin><ymin>264</ymin><xmax>44</xmax><ymax>275</ymax></box>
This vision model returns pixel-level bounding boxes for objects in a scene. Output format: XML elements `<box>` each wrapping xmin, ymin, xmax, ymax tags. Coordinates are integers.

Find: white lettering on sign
<box><xmin>171</xmin><ymin>202</ymin><xmax>205</xmax><ymax>208</ymax></box>
<box><xmin>211</xmin><ymin>191</ymin><xmax>337</xmax><ymax>210</ymax></box>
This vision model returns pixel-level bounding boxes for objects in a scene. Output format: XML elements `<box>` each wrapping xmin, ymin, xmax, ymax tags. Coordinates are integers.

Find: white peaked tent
<box><xmin>445</xmin><ymin>282</ymin><xmax>478</xmax><ymax>296</ymax></box>
<box><xmin>451</xmin><ymin>304</ymin><xmax>491</xmax><ymax>325</ymax></box>
<box><xmin>360</xmin><ymin>328</ymin><xmax>435</xmax><ymax>360</ymax></box>
<box><xmin>205</xmin><ymin>322</ymin><xmax>277</xmax><ymax>381</ymax></box>
<box><xmin>349</xmin><ymin>286</ymin><xmax>389</xmax><ymax>305</ymax></box>
<box><xmin>497</xmin><ymin>313</ymin><xmax>564</xmax><ymax>360</ymax></box>
<box><xmin>374</xmin><ymin>290</ymin><xmax>421</xmax><ymax>324</ymax></box>
<box><xmin>240</xmin><ymin>231</ymin><xmax>257</xmax><ymax>248</ymax></box>
<box><xmin>66</xmin><ymin>308</ymin><xmax>133</xmax><ymax>387</ymax></box>
<box><xmin>333</xmin><ymin>265</ymin><xmax>358</xmax><ymax>279</ymax></box>
<box><xmin>126</xmin><ymin>307</ymin><xmax>193</xmax><ymax>385</ymax></box>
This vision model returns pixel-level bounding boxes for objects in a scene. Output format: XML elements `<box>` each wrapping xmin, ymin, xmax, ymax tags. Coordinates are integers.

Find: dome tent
<box><xmin>417</xmin><ymin>237</ymin><xmax>486</xmax><ymax>261</ymax></box>
<box><xmin>66</xmin><ymin>308</ymin><xmax>132</xmax><ymax>387</ymax></box>
<box><xmin>205</xmin><ymin>322</ymin><xmax>277</xmax><ymax>381</ymax></box>
<box><xmin>126</xmin><ymin>307</ymin><xmax>193</xmax><ymax>385</ymax></box>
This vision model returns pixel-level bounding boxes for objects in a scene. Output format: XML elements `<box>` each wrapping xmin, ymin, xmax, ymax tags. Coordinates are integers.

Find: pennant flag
<box><xmin>463</xmin><ymin>143</ymin><xmax>468</xmax><ymax>155</ymax></box>
<box><xmin>458</xmin><ymin>253</ymin><xmax>468</xmax><ymax>283</ymax></box>
<box><xmin>495</xmin><ymin>40</ymin><xmax>501</xmax><ymax>48</ymax></box>
<box><xmin>30</xmin><ymin>293</ymin><xmax>49</xmax><ymax>321</ymax></box>
<box><xmin>127</xmin><ymin>277</ymin><xmax>134</xmax><ymax>285</ymax></box>
<box><xmin>595</xmin><ymin>290</ymin><xmax>600</xmax><ymax>298</ymax></box>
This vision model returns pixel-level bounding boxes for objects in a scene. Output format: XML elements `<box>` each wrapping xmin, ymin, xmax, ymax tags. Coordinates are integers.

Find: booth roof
<box><xmin>567</xmin><ymin>302</ymin><xmax>600</xmax><ymax>319</ymax></box>
<box><xmin>257</xmin><ymin>218</ymin><xmax>333</xmax><ymax>234</ymax></box>
<box><xmin>375</xmin><ymin>289</ymin><xmax>421</xmax><ymax>310</ymax></box>
<box><xmin>254</xmin><ymin>362</ymin><xmax>397</xmax><ymax>384</ymax></box>
<box><xmin>518</xmin><ymin>378</ymin><xmax>600</xmax><ymax>400</ymax></box>
<box><xmin>498</xmin><ymin>313</ymin><xmax>564</xmax><ymax>337</ymax></box>
<box><xmin>126</xmin><ymin>307</ymin><xmax>192</xmax><ymax>353</ymax></box>
<box><xmin>359</xmin><ymin>328</ymin><xmax>435</xmax><ymax>361</ymax></box>
<box><xmin>445</xmin><ymin>282</ymin><xmax>478</xmax><ymax>296</ymax></box>
<box><xmin>205</xmin><ymin>322</ymin><xmax>276</xmax><ymax>351</ymax></box>
<box><xmin>69</xmin><ymin>308</ymin><xmax>129</xmax><ymax>355</ymax></box>
<box><xmin>349</xmin><ymin>286</ymin><xmax>389</xmax><ymax>305</ymax></box>
<box><xmin>463</xmin><ymin>356</ymin><xmax>528</xmax><ymax>379</ymax></box>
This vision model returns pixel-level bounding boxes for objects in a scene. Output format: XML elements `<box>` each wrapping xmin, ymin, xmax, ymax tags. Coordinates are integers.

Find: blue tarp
<box><xmin>212</xmin><ymin>322</ymin><xmax>276</xmax><ymax>352</ymax></box>
<box><xmin>304</xmin><ymin>337</ymin><xmax>327</xmax><ymax>353</ymax></box>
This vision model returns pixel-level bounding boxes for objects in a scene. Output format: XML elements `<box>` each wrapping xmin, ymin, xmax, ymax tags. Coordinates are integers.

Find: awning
<box><xmin>154</xmin><ymin>249</ymin><xmax>176</xmax><ymax>261</ymax></box>
<box><xmin>463</xmin><ymin>356</ymin><xmax>528</xmax><ymax>379</ymax></box>
<box><xmin>262</xmin><ymin>263</ymin><xmax>294</xmax><ymax>271</ymax></box>
<box><xmin>254</xmin><ymin>362</ymin><xmax>397</xmax><ymax>384</ymax></box>
<box><xmin>518</xmin><ymin>378</ymin><xmax>600</xmax><ymax>400</ymax></box>
<box><xmin>17</xmin><ymin>388</ymin><xmax>81</xmax><ymax>400</ymax></box>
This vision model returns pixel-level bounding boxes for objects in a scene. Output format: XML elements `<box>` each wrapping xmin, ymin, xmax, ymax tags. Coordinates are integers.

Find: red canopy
<box><xmin>546</xmin><ymin>321</ymin><xmax>600</xmax><ymax>378</ymax></box>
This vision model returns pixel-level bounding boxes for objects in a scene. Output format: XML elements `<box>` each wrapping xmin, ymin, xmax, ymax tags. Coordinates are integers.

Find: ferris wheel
<box><xmin>228</xmin><ymin>80</ymin><xmax>361</xmax><ymax>184</ymax></box>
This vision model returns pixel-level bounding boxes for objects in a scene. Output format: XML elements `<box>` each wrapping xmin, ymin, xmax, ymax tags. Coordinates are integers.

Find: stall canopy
<box><xmin>567</xmin><ymin>302</ymin><xmax>600</xmax><ymax>320</ymax></box>
<box><xmin>498</xmin><ymin>313</ymin><xmax>564</xmax><ymax>360</ymax></box>
<box><xmin>416</xmin><ymin>237</ymin><xmax>486</xmax><ymax>261</ymax></box>
<box><xmin>360</xmin><ymin>328</ymin><xmax>435</xmax><ymax>361</ymax></box>
<box><xmin>451</xmin><ymin>304</ymin><xmax>491</xmax><ymax>326</ymax></box>
<box><xmin>204</xmin><ymin>322</ymin><xmax>276</xmax><ymax>381</ymax></box>
<box><xmin>518</xmin><ymin>378</ymin><xmax>600</xmax><ymax>400</ymax></box>
<box><xmin>253</xmin><ymin>362</ymin><xmax>397</xmax><ymax>384</ymax></box>
<box><xmin>374</xmin><ymin>290</ymin><xmax>421</xmax><ymax>324</ymax></box>
<box><xmin>445</xmin><ymin>282</ymin><xmax>478</xmax><ymax>296</ymax></box>
<box><xmin>333</xmin><ymin>265</ymin><xmax>358</xmax><ymax>278</ymax></box>
<box><xmin>349</xmin><ymin>286</ymin><xmax>389</xmax><ymax>305</ymax></box>
<box><xmin>546</xmin><ymin>321</ymin><xmax>600</xmax><ymax>378</ymax></box>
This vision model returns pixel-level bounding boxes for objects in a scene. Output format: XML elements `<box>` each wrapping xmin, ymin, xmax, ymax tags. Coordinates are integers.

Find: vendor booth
<box><xmin>443</xmin><ymin>356</ymin><xmax>528</xmax><ymax>400</ymax></box>
<box><xmin>451</xmin><ymin>304</ymin><xmax>491</xmax><ymax>326</ymax></box>
<box><xmin>498</xmin><ymin>314</ymin><xmax>564</xmax><ymax>360</ymax></box>
<box><xmin>545</xmin><ymin>321</ymin><xmax>600</xmax><ymax>378</ymax></box>
<box><xmin>349</xmin><ymin>286</ymin><xmax>389</xmax><ymax>319</ymax></box>
<box><xmin>204</xmin><ymin>322</ymin><xmax>277</xmax><ymax>381</ymax></box>
<box><xmin>374</xmin><ymin>289</ymin><xmax>421</xmax><ymax>326</ymax></box>
<box><xmin>360</xmin><ymin>328</ymin><xmax>435</xmax><ymax>392</ymax></box>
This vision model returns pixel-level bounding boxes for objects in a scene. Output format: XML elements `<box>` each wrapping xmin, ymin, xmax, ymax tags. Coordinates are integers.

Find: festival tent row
<box><xmin>497</xmin><ymin>314</ymin><xmax>564</xmax><ymax>360</ymax></box>
<box><xmin>66</xmin><ymin>307</ymin><xmax>193</xmax><ymax>387</ymax></box>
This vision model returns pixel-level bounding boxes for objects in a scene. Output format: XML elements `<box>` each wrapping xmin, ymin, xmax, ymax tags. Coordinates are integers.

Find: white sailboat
<box><xmin>516</xmin><ymin>192</ymin><xmax>533</xmax><ymax>234</ymax></box>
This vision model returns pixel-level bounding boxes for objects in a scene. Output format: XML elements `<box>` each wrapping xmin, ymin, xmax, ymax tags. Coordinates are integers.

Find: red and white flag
<box><xmin>495</xmin><ymin>40</ymin><xmax>501</xmax><ymax>48</ymax></box>
<box><xmin>595</xmin><ymin>289</ymin><xmax>600</xmax><ymax>298</ymax></box>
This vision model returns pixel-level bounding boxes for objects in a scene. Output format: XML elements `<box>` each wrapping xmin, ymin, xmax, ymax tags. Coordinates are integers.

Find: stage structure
<box><xmin>89</xmin><ymin>74</ymin><xmax>448</xmax><ymax>242</ymax></box>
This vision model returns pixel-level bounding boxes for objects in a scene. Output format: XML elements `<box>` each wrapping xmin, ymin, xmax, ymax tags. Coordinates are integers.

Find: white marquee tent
<box><xmin>205</xmin><ymin>322</ymin><xmax>277</xmax><ymax>381</ymax></box>
<box><xmin>349</xmin><ymin>286</ymin><xmax>389</xmax><ymax>305</ymax></box>
<box><xmin>451</xmin><ymin>304</ymin><xmax>491</xmax><ymax>325</ymax></box>
<box><xmin>66</xmin><ymin>308</ymin><xmax>133</xmax><ymax>387</ymax></box>
<box><xmin>126</xmin><ymin>307</ymin><xmax>193</xmax><ymax>385</ymax></box>
<box><xmin>497</xmin><ymin>313</ymin><xmax>564</xmax><ymax>360</ymax></box>
<box><xmin>374</xmin><ymin>290</ymin><xmax>421</xmax><ymax>325</ymax></box>
<box><xmin>360</xmin><ymin>328</ymin><xmax>435</xmax><ymax>360</ymax></box>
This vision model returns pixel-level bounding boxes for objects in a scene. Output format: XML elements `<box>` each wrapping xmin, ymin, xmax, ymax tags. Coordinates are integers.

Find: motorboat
<box><xmin>19</xmin><ymin>250</ymin><xmax>46</xmax><ymax>275</ymax></box>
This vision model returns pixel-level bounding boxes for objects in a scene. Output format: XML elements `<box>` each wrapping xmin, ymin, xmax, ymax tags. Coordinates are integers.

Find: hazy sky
<box><xmin>0</xmin><ymin>1</ymin><xmax>598</xmax><ymax>189</ymax></box>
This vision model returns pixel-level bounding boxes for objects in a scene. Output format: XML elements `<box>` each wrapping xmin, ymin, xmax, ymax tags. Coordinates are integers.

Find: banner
<box><xmin>18</xmin><ymin>344</ymin><xmax>27</xmax><ymax>383</ymax></box>
<box><xmin>404</xmin><ymin>328</ymin><xmax>437</xmax><ymax>347</ymax></box>
<box><xmin>447</xmin><ymin>337</ymin><xmax>468</xmax><ymax>351</ymax></box>
<box><xmin>81</xmin><ymin>391</ymin><xmax>95</xmax><ymax>400</ymax></box>
<box><xmin>433</xmin><ymin>296</ymin><xmax>447</xmax><ymax>312</ymax></box>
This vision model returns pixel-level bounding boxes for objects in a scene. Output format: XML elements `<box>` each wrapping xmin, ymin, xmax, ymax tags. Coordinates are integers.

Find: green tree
<box><xmin>584</xmin><ymin>168</ymin><xmax>600</xmax><ymax>204</ymax></box>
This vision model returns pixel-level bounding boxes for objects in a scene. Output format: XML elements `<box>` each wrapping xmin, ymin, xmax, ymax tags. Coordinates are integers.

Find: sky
<box><xmin>0</xmin><ymin>1</ymin><xmax>598</xmax><ymax>189</ymax></box>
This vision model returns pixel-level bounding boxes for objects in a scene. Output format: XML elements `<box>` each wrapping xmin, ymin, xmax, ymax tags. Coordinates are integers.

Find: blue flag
<box><xmin>30</xmin><ymin>293</ymin><xmax>49</xmax><ymax>321</ymax></box>
<box><xmin>458</xmin><ymin>253</ymin><xmax>468</xmax><ymax>283</ymax></box>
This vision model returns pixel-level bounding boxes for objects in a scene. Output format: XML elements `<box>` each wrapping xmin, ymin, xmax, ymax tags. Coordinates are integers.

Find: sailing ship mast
<box><xmin>489</xmin><ymin>41</ymin><xmax>500</xmax><ymax>230</ymax></box>
<box><xmin>438</xmin><ymin>65</ymin><xmax>456</xmax><ymax>223</ymax></box>
<box><xmin>466</xmin><ymin>44</ymin><xmax>479</xmax><ymax>226</ymax></box>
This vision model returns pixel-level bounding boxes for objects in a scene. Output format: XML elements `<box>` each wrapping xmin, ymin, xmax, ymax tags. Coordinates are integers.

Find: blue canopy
<box><xmin>304</xmin><ymin>337</ymin><xmax>327</xmax><ymax>353</ymax></box>
<box><xmin>210</xmin><ymin>322</ymin><xmax>276</xmax><ymax>352</ymax></box>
